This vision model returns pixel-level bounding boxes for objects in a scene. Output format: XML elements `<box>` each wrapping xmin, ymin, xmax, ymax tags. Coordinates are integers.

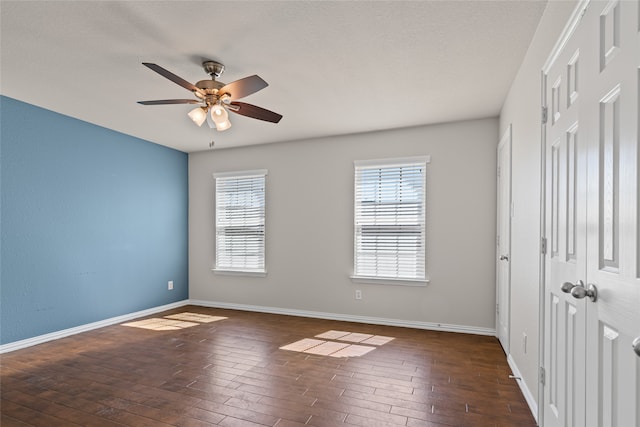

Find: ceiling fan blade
<box><xmin>137</xmin><ymin>99</ymin><xmax>201</xmax><ymax>105</ymax></box>
<box><xmin>142</xmin><ymin>63</ymin><xmax>204</xmax><ymax>96</ymax></box>
<box><xmin>220</xmin><ymin>75</ymin><xmax>268</xmax><ymax>100</ymax></box>
<box><xmin>229</xmin><ymin>102</ymin><xmax>282</xmax><ymax>123</ymax></box>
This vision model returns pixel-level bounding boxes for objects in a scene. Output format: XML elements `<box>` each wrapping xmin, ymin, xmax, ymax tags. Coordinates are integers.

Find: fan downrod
<box><xmin>203</xmin><ymin>61</ymin><xmax>224</xmax><ymax>79</ymax></box>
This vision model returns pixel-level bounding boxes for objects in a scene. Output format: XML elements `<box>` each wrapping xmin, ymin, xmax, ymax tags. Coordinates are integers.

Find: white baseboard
<box><xmin>0</xmin><ymin>298</ymin><xmax>497</xmax><ymax>354</ymax></box>
<box><xmin>0</xmin><ymin>300</ymin><xmax>190</xmax><ymax>354</ymax></box>
<box><xmin>507</xmin><ymin>353</ymin><xmax>538</xmax><ymax>424</ymax></box>
<box><xmin>188</xmin><ymin>299</ymin><xmax>496</xmax><ymax>336</ymax></box>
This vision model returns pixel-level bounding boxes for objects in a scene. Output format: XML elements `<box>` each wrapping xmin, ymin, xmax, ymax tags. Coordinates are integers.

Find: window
<box><xmin>214</xmin><ymin>170</ymin><xmax>267</xmax><ymax>274</ymax></box>
<box><xmin>353</xmin><ymin>157</ymin><xmax>429</xmax><ymax>283</ymax></box>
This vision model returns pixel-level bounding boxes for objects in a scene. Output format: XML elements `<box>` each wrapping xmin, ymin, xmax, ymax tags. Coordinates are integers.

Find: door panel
<box><xmin>583</xmin><ymin>1</ymin><xmax>640</xmax><ymax>425</ymax></box>
<box><xmin>543</xmin><ymin>14</ymin><xmax>587</xmax><ymax>425</ymax></box>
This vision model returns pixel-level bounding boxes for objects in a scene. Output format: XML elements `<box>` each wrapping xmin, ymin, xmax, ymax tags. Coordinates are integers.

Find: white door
<box><xmin>542</xmin><ymin>8</ymin><xmax>588</xmax><ymax>425</ymax></box>
<box><xmin>497</xmin><ymin>125</ymin><xmax>512</xmax><ymax>354</ymax></box>
<box><xmin>543</xmin><ymin>1</ymin><xmax>640</xmax><ymax>426</ymax></box>
<box><xmin>582</xmin><ymin>1</ymin><xmax>640</xmax><ymax>425</ymax></box>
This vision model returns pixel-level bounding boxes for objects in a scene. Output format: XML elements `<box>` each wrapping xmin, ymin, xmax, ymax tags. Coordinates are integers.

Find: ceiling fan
<box><xmin>138</xmin><ymin>61</ymin><xmax>282</xmax><ymax>132</ymax></box>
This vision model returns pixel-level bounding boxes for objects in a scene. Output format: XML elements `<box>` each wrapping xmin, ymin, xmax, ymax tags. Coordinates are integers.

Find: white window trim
<box><xmin>350</xmin><ymin>275</ymin><xmax>430</xmax><ymax>286</ymax></box>
<box><xmin>212</xmin><ymin>268</ymin><xmax>267</xmax><ymax>277</ymax></box>
<box><xmin>213</xmin><ymin>169</ymin><xmax>268</xmax><ymax>180</ymax></box>
<box><xmin>353</xmin><ymin>156</ymin><xmax>431</xmax><ymax>169</ymax></box>
<box><xmin>212</xmin><ymin>169</ymin><xmax>267</xmax><ymax>276</ymax></box>
<box><xmin>352</xmin><ymin>156</ymin><xmax>430</xmax><ymax>286</ymax></box>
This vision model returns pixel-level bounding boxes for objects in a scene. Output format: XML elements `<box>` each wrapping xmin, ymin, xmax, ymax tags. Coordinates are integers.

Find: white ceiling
<box><xmin>1</xmin><ymin>1</ymin><xmax>547</xmax><ymax>153</ymax></box>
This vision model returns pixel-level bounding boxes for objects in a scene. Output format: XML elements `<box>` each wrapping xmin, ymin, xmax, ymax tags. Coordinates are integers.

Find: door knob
<box><xmin>633</xmin><ymin>337</ymin><xmax>640</xmax><ymax>357</ymax></box>
<box><xmin>561</xmin><ymin>280</ymin><xmax>583</xmax><ymax>294</ymax></box>
<box><xmin>499</xmin><ymin>255</ymin><xmax>509</xmax><ymax>261</ymax></box>
<box><xmin>571</xmin><ymin>283</ymin><xmax>598</xmax><ymax>302</ymax></box>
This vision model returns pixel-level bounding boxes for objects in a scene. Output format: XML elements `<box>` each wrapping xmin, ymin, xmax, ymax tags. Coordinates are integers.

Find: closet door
<box><xmin>542</xmin><ymin>7</ymin><xmax>587</xmax><ymax>425</ymax></box>
<box><xmin>544</xmin><ymin>1</ymin><xmax>640</xmax><ymax>426</ymax></box>
<box><xmin>582</xmin><ymin>1</ymin><xmax>640</xmax><ymax>426</ymax></box>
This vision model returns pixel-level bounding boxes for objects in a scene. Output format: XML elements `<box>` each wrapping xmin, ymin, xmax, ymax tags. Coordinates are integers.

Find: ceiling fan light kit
<box><xmin>210</xmin><ymin>103</ymin><xmax>231</xmax><ymax>131</ymax></box>
<box><xmin>188</xmin><ymin>106</ymin><xmax>208</xmax><ymax>126</ymax></box>
<box><xmin>138</xmin><ymin>60</ymin><xmax>282</xmax><ymax>141</ymax></box>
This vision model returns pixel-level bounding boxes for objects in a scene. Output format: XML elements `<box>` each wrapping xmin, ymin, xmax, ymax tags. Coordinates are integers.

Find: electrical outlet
<box><xmin>168</xmin><ymin>281</ymin><xmax>174</xmax><ymax>290</ymax></box>
<box><xmin>355</xmin><ymin>290</ymin><xmax>362</xmax><ymax>300</ymax></box>
<box><xmin>522</xmin><ymin>333</ymin><xmax>527</xmax><ymax>354</ymax></box>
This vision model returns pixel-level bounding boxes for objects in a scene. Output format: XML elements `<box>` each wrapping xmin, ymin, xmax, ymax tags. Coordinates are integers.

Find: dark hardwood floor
<box><xmin>1</xmin><ymin>306</ymin><xmax>536</xmax><ymax>426</ymax></box>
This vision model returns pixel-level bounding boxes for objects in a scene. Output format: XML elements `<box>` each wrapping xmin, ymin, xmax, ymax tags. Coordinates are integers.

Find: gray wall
<box><xmin>189</xmin><ymin>118</ymin><xmax>498</xmax><ymax>331</ymax></box>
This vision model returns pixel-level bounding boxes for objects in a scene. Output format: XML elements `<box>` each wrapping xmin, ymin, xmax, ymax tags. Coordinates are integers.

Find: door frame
<box><xmin>496</xmin><ymin>124</ymin><xmax>512</xmax><ymax>354</ymax></box>
<box><xmin>538</xmin><ymin>68</ymin><xmax>547</xmax><ymax>426</ymax></box>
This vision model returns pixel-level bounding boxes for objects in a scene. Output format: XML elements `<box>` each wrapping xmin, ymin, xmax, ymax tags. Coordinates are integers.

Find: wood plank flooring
<box><xmin>1</xmin><ymin>306</ymin><xmax>536</xmax><ymax>426</ymax></box>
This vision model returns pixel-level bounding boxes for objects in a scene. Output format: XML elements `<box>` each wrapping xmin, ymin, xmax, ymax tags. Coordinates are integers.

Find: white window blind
<box><xmin>215</xmin><ymin>171</ymin><xmax>266</xmax><ymax>273</ymax></box>
<box><xmin>354</xmin><ymin>158</ymin><xmax>428</xmax><ymax>281</ymax></box>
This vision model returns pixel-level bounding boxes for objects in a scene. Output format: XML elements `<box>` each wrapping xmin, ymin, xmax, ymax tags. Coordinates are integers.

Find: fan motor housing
<box><xmin>196</xmin><ymin>79</ymin><xmax>224</xmax><ymax>93</ymax></box>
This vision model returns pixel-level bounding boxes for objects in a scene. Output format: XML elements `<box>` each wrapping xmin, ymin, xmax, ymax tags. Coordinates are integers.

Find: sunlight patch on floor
<box><xmin>280</xmin><ymin>330</ymin><xmax>394</xmax><ymax>358</ymax></box>
<box><xmin>164</xmin><ymin>312</ymin><xmax>228</xmax><ymax>323</ymax></box>
<box><xmin>121</xmin><ymin>318</ymin><xmax>199</xmax><ymax>330</ymax></box>
<box><xmin>315</xmin><ymin>330</ymin><xmax>351</xmax><ymax>340</ymax></box>
<box><xmin>331</xmin><ymin>344</ymin><xmax>377</xmax><ymax>357</ymax></box>
<box><xmin>303</xmin><ymin>341</ymin><xmax>351</xmax><ymax>356</ymax></box>
<box><xmin>279</xmin><ymin>338</ymin><xmax>326</xmax><ymax>352</ymax></box>
<box><xmin>360</xmin><ymin>335</ymin><xmax>395</xmax><ymax>346</ymax></box>
<box><xmin>121</xmin><ymin>312</ymin><xmax>228</xmax><ymax>331</ymax></box>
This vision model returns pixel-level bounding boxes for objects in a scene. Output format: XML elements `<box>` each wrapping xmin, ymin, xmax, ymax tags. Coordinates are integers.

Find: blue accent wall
<box><xmin>0</xmin><ymin>96</ymin><xmax>189</xmax><ymax>344</ymax></box>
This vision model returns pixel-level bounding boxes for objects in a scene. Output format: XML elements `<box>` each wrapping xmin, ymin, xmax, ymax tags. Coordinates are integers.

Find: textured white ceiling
<box><xmin>1</xmin><ymin>1</ymin><xmax>547</xmax><ymax>153</ymax></box>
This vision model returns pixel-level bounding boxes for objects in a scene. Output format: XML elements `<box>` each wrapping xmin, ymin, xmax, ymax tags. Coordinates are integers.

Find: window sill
<box><xmin>350</xmin><ymin>275</ymin><xmax>429</xmax><ymax>287</ymax></box>
<box><xmin>212</xmin><ymin>268</ymin><xmax>267</xmax><ymax>277</ymax></box>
